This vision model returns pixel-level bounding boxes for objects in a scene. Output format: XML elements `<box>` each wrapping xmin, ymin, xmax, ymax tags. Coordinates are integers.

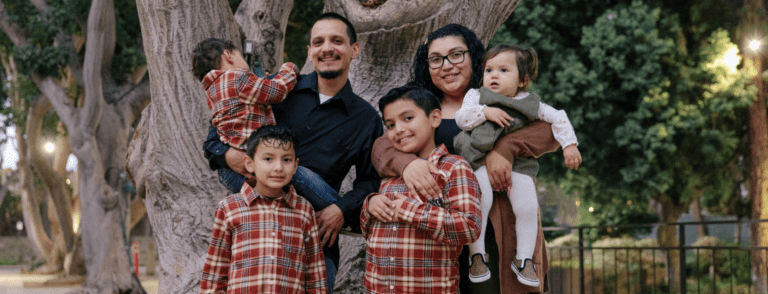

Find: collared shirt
<box><xmin>360</xmin><ymin>144</ymin><xmax>481</xmax><ymax>294</ymax></box>
<box><xmin>200</xmin><ymin>184</ymin><xmax>327</xmax><ymax>294</ymax></box>
<box><xmin>203</xmin><ymin>63</ymin><xmax>298</xmax><ymax>150</ymax></box>
<box><xmin>272</xmin><ymin>71</ymin><xmax>383</xmax><ymax>218</ymax></box>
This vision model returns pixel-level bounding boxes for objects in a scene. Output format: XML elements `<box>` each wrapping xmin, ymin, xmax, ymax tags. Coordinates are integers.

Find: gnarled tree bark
<box><xmin>129</xmin><ymin>0</ymin><xmax>518</xmax><ymax>292</ymax></box>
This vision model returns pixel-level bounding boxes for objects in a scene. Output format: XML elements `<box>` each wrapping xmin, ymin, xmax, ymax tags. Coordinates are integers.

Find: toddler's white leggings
<box><xmin>469</xmin><ymin>166</ymin><xmax>539</xmax><ymax>261</ymax></box>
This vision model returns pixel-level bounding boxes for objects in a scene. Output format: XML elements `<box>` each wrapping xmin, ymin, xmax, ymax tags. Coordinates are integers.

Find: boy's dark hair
<box><xmin>482</xmin><ymin>44</ymin><xmax>538</xmax><ymax>92</ymax></box>
<box><xmin>246</xmin><ymin>124</ymin><xmax>297</xmax><ymax>158</ymax></box>
<box><xmin>408</xmin><ymin>24</ymin><xmax>485</xmax><ymax>100</ymax></box>
<box><xmin>378</xmin><ymin>85</ymin><xmax>442</xmax><ymax>116</ymax></box>
<box><xmin>307</xmin><ymin>12</ymin><xmax>357</xmax><ymax>45</ymax></box>
<box><xmin>191</xmin><ymin>38</ymin><xmax>237</xmax><ymax>81</ymax></box>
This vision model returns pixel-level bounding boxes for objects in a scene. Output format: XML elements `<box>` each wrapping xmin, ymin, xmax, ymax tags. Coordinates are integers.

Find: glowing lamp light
<box><xmin>723</xmin><ymin>47</ymin><xmax>740</xmax><ymax>72</ymax></box>
<box><xmin>588</xmin><ymin>206</ymin><xmax>595</xmax><ymax>213</ymax></box>
<box><xmin>749</xmin><ymin>40</ymin><xmax>761</xmax><ymax>51</ymax></box>
<box><xmin>44</xmin><ymin>142</ymin><xmax>55</xmax><ymax>154</ymax></box>
<box><xmin>16</xmin><ymin>221</ymin><xmax>23</xmax><ymax>232</ymax></box>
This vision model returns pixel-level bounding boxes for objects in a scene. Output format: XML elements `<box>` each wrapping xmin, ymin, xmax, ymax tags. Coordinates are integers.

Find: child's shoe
<box><xmin>468</xmin><ymin>253</ymin><xmax>491</xmax><ymax>283</ymax></box>
<box><xmin>511</xmin><ymin>258</ymin><xmax>539</xmax><ymax>287</ymax></box>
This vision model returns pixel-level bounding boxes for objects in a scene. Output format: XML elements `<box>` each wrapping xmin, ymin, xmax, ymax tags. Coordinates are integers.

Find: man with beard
<box><xmin>203</xmin><ymin>12</ymin><xmax>383</xmax><ymax>293</ymax></box>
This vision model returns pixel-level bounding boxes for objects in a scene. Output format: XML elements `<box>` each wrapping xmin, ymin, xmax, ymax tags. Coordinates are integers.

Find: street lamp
<box><xmin>750</xmin><ymin>39</ymin><xmax>761</xmax><ymax>51</ymax></box>
<box><xmin>44</xmin><ymin>142</ymin><xmax>55</xmax><ymax>153</ymax></box>
<box><xmin>16</xmin><ymin>221</ymin><xmax>23</xmax><ymax>236</ymax></box>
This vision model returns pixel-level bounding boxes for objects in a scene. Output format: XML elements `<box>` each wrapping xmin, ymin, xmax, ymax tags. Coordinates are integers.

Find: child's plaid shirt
<box><xmin>203</xmin><ymin>63</ymin><xmax>298</xmax><ymax>150</ymax></box>
<box><xmin>200</xmin><ymin>183</ymin><xmax>327</xmax><ymax>294</ymax></box>
<box><xmin>360</xmin><ymin>144</ymin><xmax>482</xmax><ymax>294</ymax></box>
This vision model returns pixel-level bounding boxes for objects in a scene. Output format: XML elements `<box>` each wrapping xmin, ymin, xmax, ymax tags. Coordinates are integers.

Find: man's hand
<box><xmin>563</xmin><ymin>144</ymin><xmax>582</xmax><ymax>170</ymax></box>
<box><xmin>484</xmin><ymin>150</ymin><xmax>512</xmax><ymax>191</ymax></box>
<box><xmin>316</xmin><ymin>204</ymin><xmax>344</xmax><ymax>247</ymax></box>
<box><xmin>224</xmin><ymin>148</ymin><xmax>256</xmax><ymax>180</ymax></box>
<box><xmin>403</xmin><ymin>159</ymin><xmax>441</xmax><ymax>199</ymax></box>
<box><xmin>367</xmin><ymin>194</ymin><xmax>397</xmax><ymax>222</ymax></box>
<box><xmin>483</xmin><ymin>107</ymin><xmax>514</xmax><ymax>127</ymax></box>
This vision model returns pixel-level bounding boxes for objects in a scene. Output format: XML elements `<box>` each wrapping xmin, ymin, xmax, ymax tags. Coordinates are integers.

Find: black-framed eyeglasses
<box><xmin>427</xmin><ymin>50</ymin><xmax>469</xmax><ymax>69</ymax></box>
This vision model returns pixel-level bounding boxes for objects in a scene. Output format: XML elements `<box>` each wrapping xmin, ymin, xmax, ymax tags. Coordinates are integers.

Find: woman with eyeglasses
<box><xmin>371</xmin><ymin>23</ymin><xmax>557</xmax><ymax>293</ymax></box>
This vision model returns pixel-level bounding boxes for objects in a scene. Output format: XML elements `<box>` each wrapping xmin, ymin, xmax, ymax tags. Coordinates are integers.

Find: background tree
<box><xmin>0</xmin><ymin>40</ymin><xmax>84</xmax><ymax>276</ymax></box>
<box><xmin>491</xmin><ymin>0</ymin><xmax>756</xmax><ymax>291</ymax></box>
<box><xmin>128</xmin><ymin>0</ymin><xmax>520</xmax><ymax>292</ymax></box>
<box><xmin>0</xmin><ymin>0</ymin><xmax>151</xmax><ymax>292</ymax></box>
<box><xmin>738</xmin><ymin>0</ymin><xmax>768</xmax><ymax>291</ymax></box>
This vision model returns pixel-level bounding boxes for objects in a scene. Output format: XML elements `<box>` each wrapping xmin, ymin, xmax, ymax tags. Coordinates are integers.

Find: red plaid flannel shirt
<box><xmin>200</xmin><ymin>184</ymin><xmax>327</xmax><ymax>294</ymax></box>
<box><xmin>203</xmin><ymin>63</ymin><xmax>299</xmax><ymax>150</ymax></box>
<box><xmin>361</xmin><ymin>144</ymin><xmax>481</xmax><ymax>294</ymax></box>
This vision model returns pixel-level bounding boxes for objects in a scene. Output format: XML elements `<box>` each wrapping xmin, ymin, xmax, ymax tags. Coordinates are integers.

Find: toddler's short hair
<box><xmin>482</xmin><ymin>44</ymin><xmax>538</xmax><ymax>92</ymax></box>
<box><xmin>246</xmin><ymin>125</ymin><xmax>297</xmax><ymax>158</ymax></box>
<box><xmin>378</xmin><ymin>85</ymin><xmax>441</xmax><ymax>116</ymax></box>
<box><xmin>192</xmin><ymin>38</ymin><xmax>237</xmax><ymax>81</ymax></box>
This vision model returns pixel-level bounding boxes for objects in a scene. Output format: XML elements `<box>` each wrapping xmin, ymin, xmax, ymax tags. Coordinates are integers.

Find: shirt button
<box><xmin>390</xmin><ymin>257</ymin><xmax>395</xmax><ymax>261</ymax></box>
<box><xmin>271</xmin><ymin>232</ymin><xmax>276</xmax><ymax>236</ymax></box>
<box><xmin>390</xmin><ymin>285</ymin><xmax>394</xmax><ymax>290</ymax></box>
<box><xmin>392</xmin><ymin>227</ymin><xmax>397</xmax><ymax>231</ymax></box>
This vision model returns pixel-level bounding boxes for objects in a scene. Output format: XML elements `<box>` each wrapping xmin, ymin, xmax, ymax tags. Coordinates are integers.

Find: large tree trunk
<box><xmin>739</xmin><ymin>0</ymin><xmax>768</xmax><ymax>291</ymax></box>
<box><xmin>235</xmin><ymin>0</ymin><xmax>293</xmax><ymax>73</ymax></box>
<box><xmin>326</xmin><ymin>0</ymin><xmax>520</xmax><ymax>104</ymax></box>
<box><xmin>24</xmin><ymin>97</ymin><xmax>69</xmax><ymax>274</ymax></box>
<box><xmin>130</xmin><ymin>1</ymin><xmax>239</xmax><ymax>293</ymax></box>
<box><xmin>1</xmin><ymin>0</ymin><xmax>150</xmax><ymax>291</ymax></box>
<box><xmin>129</xmin><ymin>0</ymin><xmax>519</xmax><ymax>292</ymax></box>
<box><xmin>747</xmin><ymin>52</ymin><xmax>768</xmax><ymax>294</ymax></box>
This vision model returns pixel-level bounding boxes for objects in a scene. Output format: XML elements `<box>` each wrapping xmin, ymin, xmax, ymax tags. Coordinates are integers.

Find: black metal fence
<box><xmin>545</xmin><ymin>219</ymin><xmax>768</xmax><ymax>294</ymax></box>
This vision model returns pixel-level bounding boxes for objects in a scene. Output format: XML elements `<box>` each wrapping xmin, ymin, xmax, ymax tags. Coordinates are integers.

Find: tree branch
<box><xmin>30</xmin><ymin>73</ymin><xmax>77</xmax><ymax>127</ymax></box>
<box><xmin>0</xmin><ymin>2</ymin><xmax>28</xmax><ymax>45</ymax></box>
<box><xmin>81</xmin><ymin>0</ymin><xmax>116</xmax><ymax>132</ymax></box>
<box><xmin>117</xmin><ymin>79</ymin><xmax>151</xmax><ymax>124</ymax></box>
<box><xmin>30</xmin><ymin>0</ymin><xmax>47</xmax><ymax>13</ymax></box>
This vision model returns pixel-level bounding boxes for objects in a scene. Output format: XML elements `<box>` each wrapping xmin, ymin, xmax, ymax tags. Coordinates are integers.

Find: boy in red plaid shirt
<box><xmin>192</xmin><ymin>37</ymin><xmax>298</xmax><ymax>151</ymax></box>
<box><xmin>193</xmin><ymin>38</ymin><xmax>342</xmax><ymax>214</ymax></box>
<box><xmin>200</xmin><ymin>125</ymin><xmax>327</xmax><ymax>294</ymax></box>
<box><xmin>361</xmin><ymin>86</ymin><xmax>482</xmax><ymax>293</ymax></box>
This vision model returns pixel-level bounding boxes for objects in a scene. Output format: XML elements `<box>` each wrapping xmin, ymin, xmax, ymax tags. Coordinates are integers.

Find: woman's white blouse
<box><xmin>455</xmin><ymin>88</ymin><xmax>578</xmax><ymax>148</ymax></box>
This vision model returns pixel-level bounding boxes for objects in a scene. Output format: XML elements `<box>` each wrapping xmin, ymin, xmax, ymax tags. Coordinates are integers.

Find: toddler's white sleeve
<box><xmin>455</xmin><ymin>88</ymin><xmax>486</xmax><ymax>131</ymax></box>
<box><xmin>538</xmin><ymin>102</ymin><xmax>579</xmax><ymax>148</ymax></box>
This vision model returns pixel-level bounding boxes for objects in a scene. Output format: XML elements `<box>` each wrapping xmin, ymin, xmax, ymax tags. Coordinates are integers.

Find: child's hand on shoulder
<box><xmin>482</xmin><ymin>107</ymin><xmax>514</xmax><ymax>127</ymax></box>
<box><xmin>563</xmin><ymin>144</ymin><xmax>582</xmax><ymax>170</ymax></box>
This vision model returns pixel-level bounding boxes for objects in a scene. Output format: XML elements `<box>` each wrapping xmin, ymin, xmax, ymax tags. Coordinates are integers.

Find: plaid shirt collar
<box><xmin>240</xmin><ymin>182</ymin><xmax>299</xmax><ymax>209</ymax></box>
<box><xmin>426</xmin><ymin>144</ymin><xmax>450</xmax><ymax>167</ymax></box>
<box><xmin>294</xmin><ymin>71</ymin><xmax>355</xmax><ymax>115</ymax></box>
<box><xmin>202</xmin><ymin>69</ymin><xmax>245</xmax><ymax>91</ymax></box>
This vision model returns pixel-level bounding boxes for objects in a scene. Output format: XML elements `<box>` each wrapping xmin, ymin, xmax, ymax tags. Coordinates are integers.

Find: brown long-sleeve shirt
<box><xmin>372</xmin><ymin>120</ymin><xmax>559</xmax><ymax>177</ymax></box>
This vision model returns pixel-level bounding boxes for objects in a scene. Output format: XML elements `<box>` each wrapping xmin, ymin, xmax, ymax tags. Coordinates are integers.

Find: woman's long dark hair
<box><xmin>408</xmin><ymin>24</ymin><xmax>485</xmax><ymax>101</ymax></box>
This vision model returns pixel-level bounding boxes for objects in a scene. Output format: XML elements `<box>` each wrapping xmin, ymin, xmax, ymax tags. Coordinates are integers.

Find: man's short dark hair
<box><xmin>245</xmin><ymin>125</ymin><xmax>297</xmax><ymax>158</ymax></box>
<box><xmin>191</xmin><ymin>38</ymin><xmax>237</xmax><ymax>81</ymax></box>
<box><xmin>378</xmin><ymin>85</ymin><xmax>442</xmax><ymax>117</ymax></box>
<box><xmin>307</xmin><ymin>12</ymin><xmax>357</xmax><ymax>45</ymax></box>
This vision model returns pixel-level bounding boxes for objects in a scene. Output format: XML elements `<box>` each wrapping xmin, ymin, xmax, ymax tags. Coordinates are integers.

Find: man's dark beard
<box><xmin>318</xmin><ymin>70</ymin><xmax>342</xmax><ymax>79</ymax></box>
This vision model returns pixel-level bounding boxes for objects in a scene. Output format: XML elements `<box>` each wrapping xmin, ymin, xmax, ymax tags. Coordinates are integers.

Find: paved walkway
<box><xmin>0</xmin><ymin>266</ymin><xmax>159</xmax><ymax>294</ymax></box>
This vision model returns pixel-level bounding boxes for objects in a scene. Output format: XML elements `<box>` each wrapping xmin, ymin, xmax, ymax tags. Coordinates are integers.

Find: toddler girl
<box><xmin>454</xmin><ymin>44</ymin><xmax>582</xmax><ymax>287</ymax></box>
